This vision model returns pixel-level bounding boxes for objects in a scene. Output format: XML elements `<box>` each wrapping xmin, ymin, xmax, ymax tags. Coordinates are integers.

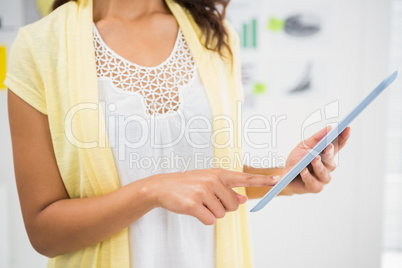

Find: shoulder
<box><xmin>25</xmin><ymin>1</ymin><xmax>76</xmax><ymax>29</ymax></box>
<box><xmin>18</xmin><ymin>1</ymin><xmax>76</xmax><ymax>49</ymax></box>
<box><xmin>11</xmin><ymin>1</ymin><xmax>78</xmax><ymax>71</ymax></box>
<box><xmin>7</xmin><ymin>1</ymin><xmax>78</xmax><ymax>93</ymax></box>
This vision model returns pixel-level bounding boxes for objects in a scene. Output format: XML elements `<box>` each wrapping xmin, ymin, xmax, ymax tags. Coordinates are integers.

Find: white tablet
<box><xmin>250</xmin><ymin>71</ymin><xmax>398</xmax><ymax>212</ymax></box>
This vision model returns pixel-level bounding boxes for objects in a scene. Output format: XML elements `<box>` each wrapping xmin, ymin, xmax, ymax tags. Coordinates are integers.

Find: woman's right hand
<box><xmin>144</xmin><ymin>168</ymin><xmax>280</xmax><ymax>225</ymax></box>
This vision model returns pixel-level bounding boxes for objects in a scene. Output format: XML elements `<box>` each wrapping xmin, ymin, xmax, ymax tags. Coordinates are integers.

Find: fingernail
<box><xmin>325</xmin><ymin>144</ymin><xmax>334</xmax><ymax>154</ymax></box>
<box><xmin>324</xmin><ymin>146</ymin><xmax>330</xmax><ymax>154</ymax></box>
<box><xmin>273</xmin><ymin>176</ymin><xmax>281</xmax><ymax>180</ymax></box>
<box><xmin>327</xmin><ymin>144</ymin><xmax>333</xmax><ymax>152</ymax></box>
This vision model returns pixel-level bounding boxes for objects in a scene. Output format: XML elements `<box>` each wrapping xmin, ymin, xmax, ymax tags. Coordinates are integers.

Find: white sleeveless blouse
<box><xmin>93</xmin><ymin>24</ymin><xmax>215</xmax><ymax>268</ymax></box>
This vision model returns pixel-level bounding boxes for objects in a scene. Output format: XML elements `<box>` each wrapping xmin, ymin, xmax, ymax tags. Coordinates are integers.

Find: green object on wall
<box><xmin>241</xmin><ymin>19</ymin><xmax>258</xmax><ymax>48</ymax></box>
<box><xmin>252</xmin><ymin>82</ymin><xmax>267</xmax><ymax>95</ymax></box>
<box><xmin>252</xmin><ymin>19</ymin><xmax>257</xmax><ymax>47</ymax></box>
<box><xmin>267</xmin><ymin>17</ymin><xmax>285</xmax><ymax>32</ymax></box>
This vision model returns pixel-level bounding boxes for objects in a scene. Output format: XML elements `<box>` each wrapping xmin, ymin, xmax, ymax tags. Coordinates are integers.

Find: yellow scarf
<box><xmin>8</xmin><ymin>0</ymin><xmax>252</xmax><ymax>267</ymax></box>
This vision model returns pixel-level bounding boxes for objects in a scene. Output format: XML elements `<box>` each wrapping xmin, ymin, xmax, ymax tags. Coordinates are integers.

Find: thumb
<box><xmin>302</xmin><ymin>126</ymin><xmax>332</xmax><ymax>149</ymax></box>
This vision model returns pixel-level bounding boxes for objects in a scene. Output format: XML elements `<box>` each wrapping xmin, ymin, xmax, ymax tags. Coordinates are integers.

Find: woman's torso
<box><xmin>93</xmin><ymin>23</ymin><xmax>215</xmax><ymax>268</ymax></box>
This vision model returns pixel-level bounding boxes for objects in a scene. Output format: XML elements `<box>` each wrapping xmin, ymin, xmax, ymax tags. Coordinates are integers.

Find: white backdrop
<box><xmin>0</xmin><ymin>0</ymin><xmax>393</xmax><ymax>267</ymax></box>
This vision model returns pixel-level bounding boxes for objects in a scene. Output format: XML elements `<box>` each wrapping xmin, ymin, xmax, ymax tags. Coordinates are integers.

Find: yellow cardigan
<box><xmin>5</xmin><ymin>0</ymin><xmax>253</xmax><ymax>267</ymax></box>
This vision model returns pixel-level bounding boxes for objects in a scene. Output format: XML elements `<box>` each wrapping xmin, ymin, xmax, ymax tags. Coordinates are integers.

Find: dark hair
<box><xmin>52</xmin><ymin>0</ymin><xmax>232</xmax><ymax>57</ymax></box>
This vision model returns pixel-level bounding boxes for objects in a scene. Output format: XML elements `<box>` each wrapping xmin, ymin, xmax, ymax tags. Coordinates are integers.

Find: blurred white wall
<box><xmin>0</xmin><ymin>0</ymin><xmax>393</xmax><ymax>267</ymax></box>
<box><xmin>240</xmin><ymin>0</ymin><xmax>393</xmax><ymax>267</ymax></box>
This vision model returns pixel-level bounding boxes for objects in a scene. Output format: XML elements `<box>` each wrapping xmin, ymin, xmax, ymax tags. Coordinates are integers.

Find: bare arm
<box><xmin>8</xmin><ymin>89</ymin><xmax>156</xmax><ymax>257</ymax></box>
<box><xmin>8</xmin><ymin>89</ymin><xmax>279</xmax><ymax>258</ymax></box>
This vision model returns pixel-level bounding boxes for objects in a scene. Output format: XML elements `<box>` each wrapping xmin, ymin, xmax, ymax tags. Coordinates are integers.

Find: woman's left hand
<box><xmin>282</xmin><ymin>126</ymin><xmax>351</xmax><ymax>195</ymax></box>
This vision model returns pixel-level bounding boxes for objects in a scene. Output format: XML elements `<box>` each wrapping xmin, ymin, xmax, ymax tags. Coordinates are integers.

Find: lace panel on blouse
<box><xmin>93</xmin><ymin>25</ymin><xmax>196</xmax><ymax>116</ymax></box>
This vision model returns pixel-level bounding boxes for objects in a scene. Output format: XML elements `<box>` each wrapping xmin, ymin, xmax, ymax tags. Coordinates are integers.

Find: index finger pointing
<box><xmin>217</xmin><ymin>169</ymin><xmax>281</xmax><ymax>188</ymax></box>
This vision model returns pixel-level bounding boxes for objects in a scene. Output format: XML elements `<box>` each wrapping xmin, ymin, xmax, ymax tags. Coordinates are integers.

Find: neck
<box><xmin>93</xmin><ymin>0</ymin><xmax>170</xmax><ymax>22</ymax></box>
